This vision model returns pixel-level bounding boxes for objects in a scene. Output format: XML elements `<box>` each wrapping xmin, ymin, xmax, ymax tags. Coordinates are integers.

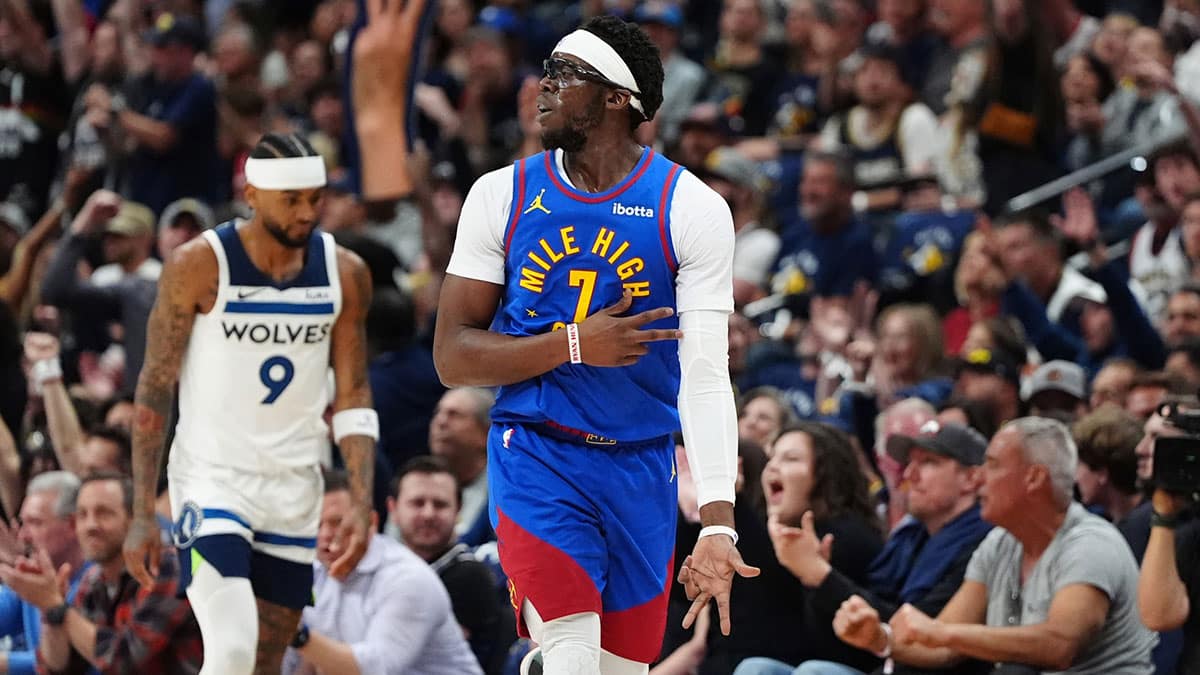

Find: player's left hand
<box><xmin>678</xmin><ymin>535</ymin><xmax>760</xmax><ymax>636</ymax></box>
<box><xmin>328</xmin><ymin>507</ymin><xmax>370</xmax><ymax>580</ymax></box>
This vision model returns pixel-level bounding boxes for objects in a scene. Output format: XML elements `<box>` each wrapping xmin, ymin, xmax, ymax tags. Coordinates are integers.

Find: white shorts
<box><xmin>167</xmin><ymin>453</ymin><xmax>324</xmax><ymax>567</ymax></box>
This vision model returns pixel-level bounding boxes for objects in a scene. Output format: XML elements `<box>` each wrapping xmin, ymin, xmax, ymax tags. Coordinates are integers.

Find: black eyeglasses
<box><xmin>542</xmin><ymin>57</ymin><xmax>632</xmax><ymax>93</ymax></box>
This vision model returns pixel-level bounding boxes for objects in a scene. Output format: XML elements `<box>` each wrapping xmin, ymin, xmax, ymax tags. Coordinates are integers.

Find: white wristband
<box><xmin>566</xmin><ymin>323</ymin><xmax>583</xmax><ymax>364</ymax></box>
<box><xmin>331</xmin><ymin>408</ymin><xmax>379</xmax><ymax>443</ymax></box>
<box><xmin>698</xmin><ymin>525</ymin><xmax>738</xmax><ymax>545</ymax></box>
<box><xmin>875</xmin><ymin>622</ymin><xmax>894</xmax><ymax>659</ymax></box>
<box><xmin>31</xmin><ymin>358</ymin><xmax>63</xmax><ymax>391</ymax></box>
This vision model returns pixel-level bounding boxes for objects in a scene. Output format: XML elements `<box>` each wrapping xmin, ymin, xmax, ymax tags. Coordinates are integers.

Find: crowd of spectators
<box><xmin>4</xmin><ymin>0</ymin><xmax>1200</xmax><ymax>673</ymax></box>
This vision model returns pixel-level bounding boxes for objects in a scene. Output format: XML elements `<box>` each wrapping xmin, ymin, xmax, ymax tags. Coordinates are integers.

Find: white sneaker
<box><xmin>519</xmin><ymin>647</ymin><xmax>543</xmax><ymax>675</ymax></box>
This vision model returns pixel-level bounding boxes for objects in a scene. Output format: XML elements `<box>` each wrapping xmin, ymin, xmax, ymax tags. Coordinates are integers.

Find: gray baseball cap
<box><xmin>159</xmin><ymin>198</ymin><xmax>215</xmax><ymax>231</ymax></box>
<box><xmin>887</xmin><ymin>420</ymin><xmax>989</xmax><ymax>466</ymax></box>
<box><xmin>1021</xmin><ymin>360</ymin><xmax>1087</xmax><ymax>402</ymax></box>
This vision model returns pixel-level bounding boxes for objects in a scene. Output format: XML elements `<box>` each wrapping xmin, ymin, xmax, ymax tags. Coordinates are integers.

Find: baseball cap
<box><xmin>700</xmin><ymin>147</ymin><xmax>769</xmax><ymax>192</ymax></box>
<box><xmin>956</xmin><ymin>347</ymin><xmax>1022</xmax><ymax>386</ymax></box>
<box><xmin>679</xmin><ymin>103</ymin><xmax>736</xmax><ymax>137</ymax></box>
<box><xmin>105</xmin><ymin>202</ymin><xmax>156</xmax><ymax>238</ymax></box>
<box><xmin>159</xmin><ymin>198</ymin><xmax>215</xmax><ymax>231</ymax></box>
<box><xmin>886</xmin><ymin>420</ymin><xmax>988</xmax><ymax>466</ymax></box>
<box><xmin>0</xmin><ymin>202</ymin><xmax>30</xmax><ymax>237</ymax></box>
<box><xmin>634</xmin><ymin>1</ymin><xmax>684</xmax><ymax>28</ymax></box>
<box><xmin>1021</xmin><ymin>360</ymin><xmax>1087</xmax><ymax>402</ymax></box>
<box><xmin>145</xmin><ymin>13</ymin><xmax>205</xmax><ymax>50</ymax></box>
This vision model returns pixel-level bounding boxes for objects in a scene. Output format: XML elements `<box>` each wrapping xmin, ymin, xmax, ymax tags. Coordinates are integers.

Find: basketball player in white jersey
<box><xmin>123</xmin><ymin>133</ymin><xmax>376</xmax><ymax>675</ymax></box>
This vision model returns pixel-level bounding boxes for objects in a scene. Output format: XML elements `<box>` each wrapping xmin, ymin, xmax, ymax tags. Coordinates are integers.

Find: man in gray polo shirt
<box><xmin>281</xmin><ymin>471</ymin><xmax>482</xmax><ymax>675</ymax></box>
<box><xmin>833</xmin><ymin>417</ymin><xmax>1155</xmax><ymax>674</ymax></box>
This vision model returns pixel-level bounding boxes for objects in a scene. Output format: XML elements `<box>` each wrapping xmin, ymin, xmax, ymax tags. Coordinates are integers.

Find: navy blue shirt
<box><xmin>879</xmin><ymin>210</ymin><xmax>975</xmax><ymax>295</ymax></box>
<box><xmin>368</xmin><ymin>345</ymin><xmax>446</xmax><ymax>468</ymax></box>
<box><xmin>772</xmin><ymin>213</ymin><xmax>878</xmax><ymax>297</ymax></box>
<box><xmin>124</xmin><ymin>73</ymin><xmax>220</xmax><ymax>215</ymax></box>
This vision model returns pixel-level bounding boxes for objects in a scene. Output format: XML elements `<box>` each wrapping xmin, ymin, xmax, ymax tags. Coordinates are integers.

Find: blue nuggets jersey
<box><xmin>492</xmin><ymin>149</ymin><xmax>684</xmax><ymax>442</ymax></box>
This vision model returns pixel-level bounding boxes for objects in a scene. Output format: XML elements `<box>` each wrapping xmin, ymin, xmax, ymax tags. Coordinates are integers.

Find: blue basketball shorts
<box><xmin>488</xmin><ymin>422</ymin><xmax>678</xmax><ymax>663</ymax></box>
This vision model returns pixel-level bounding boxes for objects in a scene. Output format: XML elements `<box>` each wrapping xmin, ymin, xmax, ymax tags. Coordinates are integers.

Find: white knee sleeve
<box><xmin>524</xmin><ymin>601</ymin><xmax>602</xmax><ymax>675</ymax></box>
<box><xmin>187</xmin><ymin>559</ymin><xmax>258</xmax><ymax>675</ymax></box>
<box><xmin>523</xmin><ymin>602</ymin><xmax>651</xmax><ymax>674</ymax></box>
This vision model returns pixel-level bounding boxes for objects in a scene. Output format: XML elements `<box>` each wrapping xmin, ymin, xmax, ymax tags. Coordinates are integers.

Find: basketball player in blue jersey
<box><xmin>434</xmin><ymin>15</ymin><xmax>759</xmax><ymax>675</ymax></box>
<box><xmin>123</xmin><ymin>133</ymin><xmax>377</xmax><ymax>675</ymax></box>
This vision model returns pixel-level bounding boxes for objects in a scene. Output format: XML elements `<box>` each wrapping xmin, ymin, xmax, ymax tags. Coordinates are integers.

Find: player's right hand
<box><xmin>123</xmin><ymin>515</ymin><xmax>162</xmax><ymax>587</ymax></box>
<box><xmin>577</xmin><ymin>289</ymin><xmax>682</xmax><ymax>367</ymax></box>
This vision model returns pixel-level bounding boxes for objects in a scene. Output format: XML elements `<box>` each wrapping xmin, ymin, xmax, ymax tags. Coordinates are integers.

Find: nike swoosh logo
<box><xmin>236</xmin><ymin>288</ymin><xmax>267</xmax><ymax>300</ymax></box>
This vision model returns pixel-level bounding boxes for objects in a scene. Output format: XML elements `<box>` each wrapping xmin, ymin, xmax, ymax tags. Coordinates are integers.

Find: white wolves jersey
<box><xmin>172</xmin><ymin>222</ymin><xmax>341</xmax><ymax>472</ymax></box>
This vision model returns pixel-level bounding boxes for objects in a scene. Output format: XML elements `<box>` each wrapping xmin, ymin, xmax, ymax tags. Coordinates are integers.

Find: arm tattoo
<box><xmin>340</xmin><ymin>435</ymin><xmax>374</xmax><ymax>513</ymax></box>
<box><xmin>333</xmin><ymin>256</ymin><xmax>375</xmax><ymax>512</ymax></box>
<box><xmin>131</xmin><ymin>269</ymin><xmax>199</xmax><ymax>517</ymax></box>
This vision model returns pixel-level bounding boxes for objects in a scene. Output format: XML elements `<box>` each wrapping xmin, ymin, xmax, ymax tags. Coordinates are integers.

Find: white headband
<box><xmin>244</xmin><ymin>156</ymin><xmax>327</xmax><ymax>191</ymax></box>
<box><xmin>553</xmin><ymin>30</ymin><xmax>645</xmax><ymax>115</ymax></box>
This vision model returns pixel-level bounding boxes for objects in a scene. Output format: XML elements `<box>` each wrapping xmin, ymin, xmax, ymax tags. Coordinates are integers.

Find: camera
<box><xmin>1153</xmin><ymin>401</ymin><xmax>1200</xmax><ymax>497</ymax></box>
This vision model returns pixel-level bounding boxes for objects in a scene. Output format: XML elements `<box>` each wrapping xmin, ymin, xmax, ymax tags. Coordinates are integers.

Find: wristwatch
<box><xmin>290</xmin><ymin>624</ymin><xmax>310</xmax><ymax>649</ymax></box>
<box><xmin>1152</xmin><ymin>509</ymin><xmax>1182</xmax><ymax>529</ymax></box>
<box><xmin>44</xmin><ymin>602</ymin><xmax>69</xmax><ymax>627</ymax></box>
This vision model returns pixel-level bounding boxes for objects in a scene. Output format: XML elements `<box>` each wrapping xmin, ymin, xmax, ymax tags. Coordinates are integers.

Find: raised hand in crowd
<box><xmin>1051</xmin><ymin>187</ymin><xmax>1116</xmax><ymax>272</ymax></box>
<box><xmin>768</xmin><ymin>511</ymin><xmax>834</xmax><ymax>587</ymax></box>
<box><xmin>1050</xmin><ymin>187</ymin><xmax>1101</xmax><ymax>249</ymax></box>
<box><xmin>23</xmin><ymin>331</ymin><xmax>88</xmax><ymax>477</ymax></box>
<box><xmin>352</xmin><ymin>0</ymin><xmax>428</xmax><ymax>201</ymax></box>
<box><xmin>69</xmin><ymin>190</ymin><xmax>123</xmax><ymax>237</ymax></box>
<box><xmin>414</xmin><ymin>82</ymin><xmax>463</xmax><ymax>140</ymax></box>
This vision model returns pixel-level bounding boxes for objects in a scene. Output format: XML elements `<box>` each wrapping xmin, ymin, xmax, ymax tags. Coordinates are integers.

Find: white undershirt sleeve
<box><xmin>678</xmin><ymin>309</ymin><xmax>738</xmax><ymax>507</ymax></box>
<box><xmin>445</xmin><ymin>165</ymin><xmax>514</xmax><ymax>285</ymax></box>
<box><xmin>671</xmin><ymin>170</ymin><xmax>736</xmax><ymax>313</ymax></box>
<box><xmin>671</xmin><ymin>170</ymin><xmax>738</xmax><ymax>506</ymax></box>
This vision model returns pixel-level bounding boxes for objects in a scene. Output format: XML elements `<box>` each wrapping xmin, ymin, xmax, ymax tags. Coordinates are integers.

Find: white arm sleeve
<box><xmin>678</xmin><ymin>309</ymin><xmax>738</xmax><ymax>507</ymax></box>
<box><xmin>670</xmin><ymin>170</ymin><xmax>738</xmax><ymax>506</ymax></box>
<box><xmin>671</xmin><ymin>170</ymin><xmax>736</xmax><ymax>313</ymax></box>
<box><xmin>444</xmin><ymin>165</ymin><xmax>513</xmax><ymax>285</ymax></box>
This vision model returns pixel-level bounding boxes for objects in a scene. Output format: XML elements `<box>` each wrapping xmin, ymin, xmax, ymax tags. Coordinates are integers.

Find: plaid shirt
<box><xmin>38</xmin><ymin>548</ymin><xmax>203</xmax><ymax>675</ymax></box>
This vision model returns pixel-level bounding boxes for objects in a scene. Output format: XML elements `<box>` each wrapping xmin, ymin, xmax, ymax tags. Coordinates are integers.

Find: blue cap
<box><xmin>634</xmin><ymin>1</ymin><xmax>683</xmax><ymax>28</ymax></box>
<box><xmin>477</xmin><ymin>5</ymin><xmax>523</xmax><ymax>35</ymax></box>
<box><xmin>145</xmin><ymin>12</ymin><xmax>205</xmax><ymax>50</ymax></box>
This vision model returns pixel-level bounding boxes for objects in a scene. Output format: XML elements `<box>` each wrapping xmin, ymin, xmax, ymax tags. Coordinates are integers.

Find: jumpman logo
<box><xmin>523</xmin><ymin>188</ymin><xmax>552</xmax><ymax>215</ymax></box>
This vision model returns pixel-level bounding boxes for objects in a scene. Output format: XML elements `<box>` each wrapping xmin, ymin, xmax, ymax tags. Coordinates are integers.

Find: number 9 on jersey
<box><xmin>259</xmin><ymin>355</ymin><xmax>295</xmax><ymax>404</ymax></box>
